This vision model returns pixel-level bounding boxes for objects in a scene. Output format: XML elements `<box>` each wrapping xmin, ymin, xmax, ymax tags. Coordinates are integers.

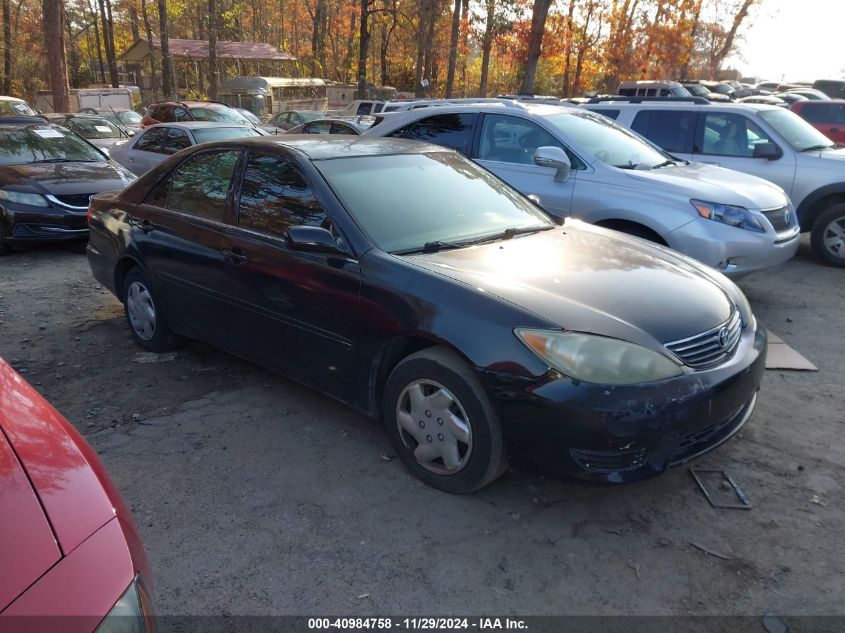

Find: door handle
<box><xmin>129</xmin><ymin>217</ymin><xmax>153</xmax><ymax>233</ymax></box>
<box><xmin>223</xmin><ymin>248</ymin><xmax>247</xmax><ymax>266</ymax></box>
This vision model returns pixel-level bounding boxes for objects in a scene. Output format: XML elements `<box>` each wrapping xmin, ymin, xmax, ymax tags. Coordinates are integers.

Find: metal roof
<box><xmin>121</xmin><ymin>38</ymin><xmax>296</xmax><ymax>62</ymax></box>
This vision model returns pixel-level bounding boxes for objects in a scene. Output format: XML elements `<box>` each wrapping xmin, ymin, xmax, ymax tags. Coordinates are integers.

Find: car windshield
<box><xmin>545</xmin><ymin>110</ymin><xmax>670</xmax><ymax>169</ymax></box>
<box><xmin>117</xmin><ymin>111</ymin><xmax>142</xmax><ymax>125</ymax></box>
<box><xmin>0</xmin><ymin>100</ymin><xmax>36</xmax><ymax>116</ymax></box>
<box><xmin>0</xmin><ymin>125</ymin><xmax>106</xmax><ymax>165</ymax></box>
<box><xmin>758</xmin><ymin>108</ymin><xmax>835</xmax><ymax>151</ymax></box>
<box><xmin>191</xmin><ymin>127</ymin><xmax>262</xmax><ymax>143</ymax></box>
<box><xmin>316</xmin><ymin>152</ymin><xmax>553</xmax><ymax>253</ymax></box>
<box><xmin>189</xmin><ymin>106</ymin><xmax>251</xmax><ymax>124</ymax></box>
<box><xmin>237</xmin><ymin>109</ymin><xmax>261</xmax><ymax>124</ymax></box>
<box><xmin>66</xmin><ymin>117</ymin><xmax>122</xmax><ymax>139</ymax></box>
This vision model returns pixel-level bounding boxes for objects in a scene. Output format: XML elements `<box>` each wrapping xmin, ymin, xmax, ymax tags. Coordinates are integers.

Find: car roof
<box><xmin>220</xmin><ymin>135</ymin><xmax>447</xmax><ymax>160</ymax></box>
<box><xmin>144</xmin><ymin>121</ymin><xmax>252</xmax><ymax>130</ymax></box>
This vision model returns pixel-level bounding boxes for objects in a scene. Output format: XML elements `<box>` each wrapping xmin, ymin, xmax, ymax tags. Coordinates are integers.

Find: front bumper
<box><xmin>1</xmin><ymin>203</ymin><xmax>88</xmax><ymax>243</ymax></box>
<box><xmin>667</xmin><ymin>216</ymin><xmax>799</xmax><ymax>278</ymax></box>
<box><xmin>484</xmin><ymin>325</ymin><xmax>767</xmax><ymax>483</ymax></box>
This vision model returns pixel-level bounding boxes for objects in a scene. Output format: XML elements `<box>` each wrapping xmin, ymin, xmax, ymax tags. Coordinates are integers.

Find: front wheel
<box><xmin>382</xmin><ymin>347</ymin><xmax>505</xmax><ymax>493</ymax></box>
<box><xmin>122</xmin><ymin>268</ymin><xmax>183</xmax><ymax>352</ymax></box>
<box><xmin>811</xmin><ymin>202</ymin><xmax>845</xmax><ymax>267</ymax></box>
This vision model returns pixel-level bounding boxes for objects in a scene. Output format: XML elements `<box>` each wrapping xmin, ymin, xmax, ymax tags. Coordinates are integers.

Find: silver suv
<box><xmin>364</xmin><ymin>102</ymin><xmax>799</xmax><ymax>277</ymax></box>
<box><xmin>585</xmin><ymin>101</ymin><xmax>845</xmax><ymax>266</ymax></box>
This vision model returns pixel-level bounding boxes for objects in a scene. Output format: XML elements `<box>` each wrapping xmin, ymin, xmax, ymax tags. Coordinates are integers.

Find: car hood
<box><xmin>623</xmin><ymin>161</ymin><xmax>788</xmax><ymax>210</ymax></box>
<box><xmin>0</xmin><ymin>359</ymin><xmax>116</xmax><ymax>610</ymax></box>
<box><xmin>406</xmin><ymin>222</ymin><xmax>734</xmax><ymax>349</ymax></box>
<box><xmin>0</xmin><ymin>160</ymin><xmax>134</xmax><ymax>195</ymax></box>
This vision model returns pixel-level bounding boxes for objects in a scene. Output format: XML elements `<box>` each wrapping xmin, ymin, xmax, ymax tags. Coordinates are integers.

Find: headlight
<box><xmin>95</xmin><ymin>576</ymin><xmax>154</xmax><ymax>633</ymax></box>
<box><xmin>691</xmin><ymin>199</ymin><xmax>765</xmax><ymax>233</ymax></box>
<box><xmin>0</xmin><ymin>189</ymin><xmax>49</xmax><ymax>207</ymax></box>
<box><xmin>515</xmin><ymin>329</ymin><xmax>683</xmax><ymax>385</ymax></box>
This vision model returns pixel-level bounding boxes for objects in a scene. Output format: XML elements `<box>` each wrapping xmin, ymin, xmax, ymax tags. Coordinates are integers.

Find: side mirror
<box><xmin>533</xmin><ymin>146</ymin><xmax>572</xmax><ymax>182</ymax></box>
<box><xmin>753</xmin><ymin>141</ymin><xmax>781</xmax><ymax>160</ymax></box>
<box><xmin>287</xmin><ymin>225</ymin><xmax>344</xmax><ymax>254</ymax></box>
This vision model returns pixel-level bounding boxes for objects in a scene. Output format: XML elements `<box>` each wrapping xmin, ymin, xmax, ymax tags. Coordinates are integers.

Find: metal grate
<box><xmin>762</xmin><ymin>206</ymin><xmax>792</xmax><ymax>233</ymax></box>
<box><xmin>51</xmin><ymin>194</ymin><xmax>93</xmax><ymax>209</ymax></box>
<box><xmin>665</xmin><ymin>311</ymin><xmax>742</xmax><ymax>368</ymax></box>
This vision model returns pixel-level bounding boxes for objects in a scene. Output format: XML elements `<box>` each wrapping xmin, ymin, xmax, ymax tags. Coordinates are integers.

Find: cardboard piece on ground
<box><xmin>766</xmin><ymin>331</ymin><xmax>818</xmax><ymax>371</ymax></box>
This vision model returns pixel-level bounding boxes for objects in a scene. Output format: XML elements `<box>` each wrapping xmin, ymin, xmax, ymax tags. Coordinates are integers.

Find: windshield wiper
<box><xmin>800</xmin><ymin>144</ymin><xmax>833</xmax><ymax>152</ymax></box>
<box><xmin>651</xmin><ymin>159</ymin><xmax>679</xmax><ymax>169</ymax></box>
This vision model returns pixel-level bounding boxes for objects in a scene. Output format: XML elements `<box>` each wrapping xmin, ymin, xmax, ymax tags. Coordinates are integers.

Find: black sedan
<box><xmin>0</xmin><ymin>119</ymin><xmax>135</xmax><ymax>254</ymax></box>
<box><xmin>86</xmin><ymin>137</ymin><xmax>766</xmax><ymax>493</ymax></box>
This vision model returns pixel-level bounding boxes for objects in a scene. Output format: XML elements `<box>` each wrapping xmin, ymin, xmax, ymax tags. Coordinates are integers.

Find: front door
<box><xmin>474</xmin><ymin>113</ymin><xmax>577</xmax><ymax>219</ymax></box>
<box><xmin>693</xmin><ymin>111</ymin><xmax>797</xmax><ymax>196</ymax></box>
<box><xmin>218</xmin><ymin>149</ymin><xmax>361</xmax><ymax>397</ymax></box>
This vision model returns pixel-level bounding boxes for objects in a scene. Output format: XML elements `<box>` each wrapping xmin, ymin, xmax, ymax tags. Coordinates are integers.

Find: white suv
<box><xmin>585</xmin><ymin>101</ymin><xmax>845</xmax><ymax>266</ymax></box>
<box><xmin>364</xmin><ymin>102</ymin><xmax>799</xmax><ymax>277</ymax></box>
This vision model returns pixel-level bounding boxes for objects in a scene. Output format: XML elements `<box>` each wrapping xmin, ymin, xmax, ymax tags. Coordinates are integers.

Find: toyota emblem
<box><xmin>718</xmin><ymin>327</ymin><xmax>730</xmax><ymax>349</ymax></box>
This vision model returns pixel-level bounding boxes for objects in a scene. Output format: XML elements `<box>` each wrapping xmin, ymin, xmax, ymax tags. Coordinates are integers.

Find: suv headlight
<box><xmin>691</xmin><ymin>199</ymin><xmax>765</xmax><ymax>233</ymax></box>
<box><xmin>0</xmin><ymin>189</ymin><xmax>49</xmax><ymax>207</ymax></box>
<box><xmin>515</xmin><ymin>329</ymin><xmax>683</xmax><ymax>385</ymax></box>
<box><xmin>95</xmin><ymin>576</ymin><xmax>154</xmax><ymax>633</ymax></box>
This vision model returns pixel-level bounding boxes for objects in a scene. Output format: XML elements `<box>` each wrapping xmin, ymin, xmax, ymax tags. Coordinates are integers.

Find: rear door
<box><xmin>386</xmin><ymin>112</ymin><xmax>477</xmax><ymax>157</ymax></box>
<box><xmin>629</xmin><ymin>108</ymin><xmax>697</xmax><ymax>162</ymax></box>
<box><xmin>473</xmin><ymin>112</ymin><xmax>578</xmax><ymax>219</ymax></box>
<box><xmin>125</xmin><ymin>126</ymin><xmax>167</xmax><ymax>175</ymax></box>
<box><xmin>692</xmin><ymin>110</ymin><xmax>797</xmax><ymax>196</ymax></box>
<box><xmin>218</xmin><ymin>149</ymin><xmax>361</xmax><ymax>396</ymax></box>
<box><xmin>134</xmin><ymin>148</ymin><xmax>241</xmax><ymax>344</ymax></box>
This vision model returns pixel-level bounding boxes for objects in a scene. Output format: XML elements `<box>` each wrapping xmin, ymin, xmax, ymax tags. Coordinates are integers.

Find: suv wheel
<box><xmin>810</xmin><ymin>202</ymin><xmax>845</xmax><ymax>267</ymax></box>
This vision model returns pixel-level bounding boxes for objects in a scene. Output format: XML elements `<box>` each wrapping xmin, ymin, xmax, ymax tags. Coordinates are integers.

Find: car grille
<box><xmin>762</xmin><ymin>206</ymin><xmax>792</xmax><ymax>232</ymax></box>
<box><xmin>51</xmin><ymin>194</ymin><xmax>93</xmax><ymax>209</ymax></box>
<box><xmin>569</xmin><ymin>447</ymin><xmax>648</xmax><ymax>474</ymax></box>
<box><xmin>665</xmin><ymin>311</ymin><xmax>742</xmax><ymax>368</ymax></box>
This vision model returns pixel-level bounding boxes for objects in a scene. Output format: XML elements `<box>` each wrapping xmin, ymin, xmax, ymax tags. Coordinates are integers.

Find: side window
<box><xmin>389</xmin><ymin>113</ymin><xmax>477</xmax><ymax>155</ymax></box>
<box><xmin>237</xmin><ymin>151</ymin><xmax>327</xmax><ymax>236</ymax></box>
<box><xmin>162</xmin><ymin>127</ymin><xmax>192</xmax><ymax>154</ymax></box>
<box><xmin>631</xmin><ymin>109</ymin><xmax>696</xmax><ymax>153</ymax></box>
<box><xmin>699</xmin><ymin>113</ymin><xmax>774</xmax><ymax>157</ymax></box>
<box><xmin>305</xmin><ymin>121</ymin><xmax>332</xmax><ymax>135</ymax></box>
<box><xmin>134</xmin><ymin>127</ymin><xmax>165</xmax><ymax>153</ymax></box>
<box><xmin>149</xmin><ymin>150</ymin><xmax>238</xmax><ymax>221</ymax></box>
<box><xmin>478</xmin><ymin>114</ymin><xmax>583</xmax><ymax>169</ymax></box>
<box><xmin>331</xmin><ymin>122</ymin><xmax>356</xmax><ymax>134</ymax></box>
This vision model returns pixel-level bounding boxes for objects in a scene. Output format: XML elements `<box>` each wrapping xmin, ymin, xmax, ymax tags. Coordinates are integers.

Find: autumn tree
<box><xmin>519</xmin><ymin>0</ymin><xmax>552</xmax><ymax>94</ymax></box>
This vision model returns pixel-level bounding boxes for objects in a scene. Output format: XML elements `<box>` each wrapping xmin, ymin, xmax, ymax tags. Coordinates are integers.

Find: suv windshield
<box><xmin>316</xmin><ymin>152</ymin><xmax>553</xmax><ymax>253</ymax></box>
<box><xmin>189</xmin><ymin>106</ymin><xmax>251</xmax><ymax>124</ymax></box>
<box><xmin>66</xmin><ymin>117</ymin><xmax>122</xmax><ymax>139</ymax></box>
<box><xmin>546</xmin><ymin>111</ymin><xmax>671</xmax><ymax>169</ymax></box>
<box><xmin>758</xmin><ymin>108</ymin><xmax>835</xmax><ymax>151</ymax></box>
<box><xmin>0</xmin><ymin>125</ymin><xmax>106</xmax><ymax>165</ymax></box>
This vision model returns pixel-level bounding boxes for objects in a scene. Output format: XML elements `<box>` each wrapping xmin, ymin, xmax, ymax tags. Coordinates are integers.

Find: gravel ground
<box><xmin>0</xmin><ymin>237</ymin><xmax>842</xmax><ymax>618</ymax></box>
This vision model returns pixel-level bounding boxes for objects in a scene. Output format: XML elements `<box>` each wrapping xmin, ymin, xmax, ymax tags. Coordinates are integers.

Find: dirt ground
<box><xmin>0</xmin><ymin>237</ymin><xmax>842</xmax><ymax>619</ymax></box>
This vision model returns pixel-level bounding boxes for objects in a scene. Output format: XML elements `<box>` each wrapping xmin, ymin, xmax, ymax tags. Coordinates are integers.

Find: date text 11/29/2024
<box><xmin>308</xmin><ymin>618</ymin><xmax>528</xmax><ymax>630</ymax></box>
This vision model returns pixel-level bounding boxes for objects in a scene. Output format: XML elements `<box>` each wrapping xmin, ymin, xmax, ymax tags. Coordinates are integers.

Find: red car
<box><xmin>0</xmin><ymin>358</ymin><xmax>154</xmax><ymax>632</ymax></box>
<box><xmin>791</xmin><ymin>100</ymin><xmax>845</xmax><ymax>144</ymax></box>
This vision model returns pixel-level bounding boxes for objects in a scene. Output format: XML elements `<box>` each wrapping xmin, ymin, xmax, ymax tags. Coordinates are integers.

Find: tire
<box><xmin>810</xmin><ymin>202</ymin><xmax>845</xmax><ymax>267</ymax></box>
<box><xmin>122</xmin><ymin>268</ymin><xmax>182</xmax><ymax>352</ymax></box>
<box><xmin>382</xmin><ymin>347</ymin><xmax>505</xmax><ymax>494</ymax></box>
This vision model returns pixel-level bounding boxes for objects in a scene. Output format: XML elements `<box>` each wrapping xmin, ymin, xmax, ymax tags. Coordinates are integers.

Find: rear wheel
<box><xmin>382</xmin><ymin>347</ymin><xmax>505</xmax><ymax>494</ymax></box>
<box><xmin>122</xmin><ymin>268</ymin><xmax>182</xmax><ymax>352</ymax></box>
<box><xmin>810</xmin><ymin>202</ymin><xmax>845</xmax><ymax>267</ymax></box>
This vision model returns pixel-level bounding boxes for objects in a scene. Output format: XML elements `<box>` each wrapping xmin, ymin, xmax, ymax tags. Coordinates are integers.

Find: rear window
<box><xmin>631</xmin><ymin>109</ymin><xmax>696</xmax><ymax>153</ymax></box>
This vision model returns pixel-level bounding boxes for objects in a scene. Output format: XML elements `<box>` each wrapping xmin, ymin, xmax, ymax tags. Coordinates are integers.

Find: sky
<box><xmin>725</xmin><ymin>0</ymin><xmax>843</xmax><ymax>82</ymax></box>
